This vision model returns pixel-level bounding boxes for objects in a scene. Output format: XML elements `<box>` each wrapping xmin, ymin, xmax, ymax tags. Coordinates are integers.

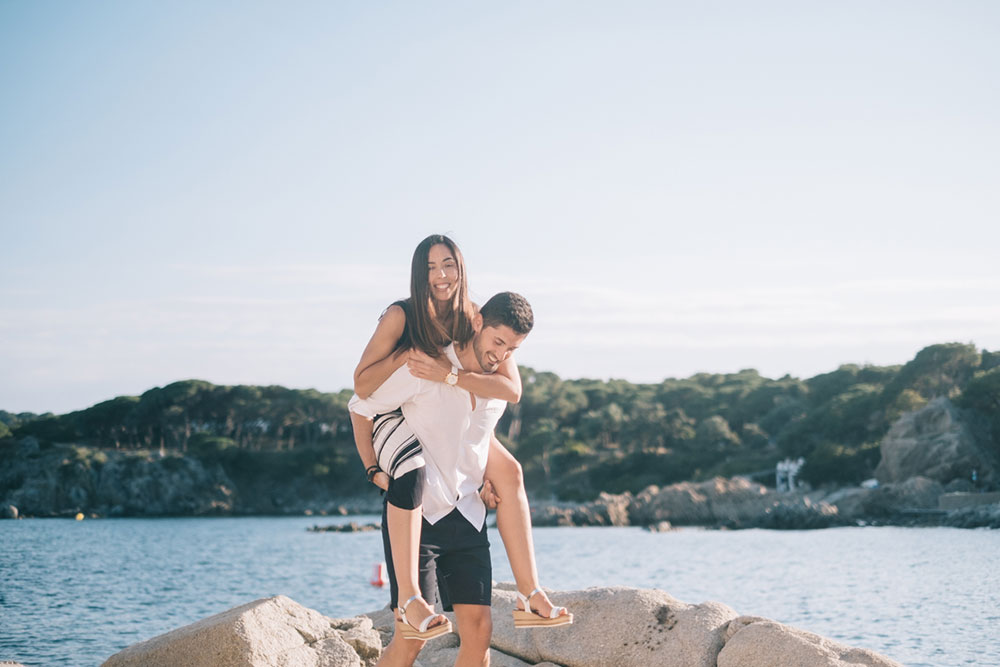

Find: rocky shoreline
<box><xmin>528</xmin><ymin>476</ymin><xmax>1000</xmax><ymax>530</ymax></box>
<box><xmin>3</xmin><ymin>435</ymin><xmax>997</xmax><ymax>529</ymax></box>
<box><xmin>100</xmin><ymin>585</ymin><xmax>905</xmax><ymax>666</ymax></box>
<box><xmin>0</xmin><ymin>437</ymin><xmax>383</xmax><ymax>519</ymax></box>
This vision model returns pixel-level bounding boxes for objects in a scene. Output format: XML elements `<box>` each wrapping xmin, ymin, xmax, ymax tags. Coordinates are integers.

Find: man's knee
<box><xmin>455</xmin><ymin>605</ymin><xmax>492</xmax><ymax>645</ymax></box>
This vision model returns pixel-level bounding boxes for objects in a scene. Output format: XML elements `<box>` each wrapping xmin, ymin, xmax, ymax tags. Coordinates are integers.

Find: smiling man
<box><xmin>348</xmin><ymin>291</ymin><xmax>534</xmax><ymax>667</ymax></box>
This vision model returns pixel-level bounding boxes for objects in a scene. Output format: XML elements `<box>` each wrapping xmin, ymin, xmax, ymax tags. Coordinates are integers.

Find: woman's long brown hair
<box><xmin>405</xmin><ymin>234</ymin><xmax>475</xmax><ymax>358</ymax></box>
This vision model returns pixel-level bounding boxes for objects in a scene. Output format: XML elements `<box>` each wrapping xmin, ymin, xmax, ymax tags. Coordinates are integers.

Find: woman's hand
<box><xmin>407</xmin><ymin>349</ymin><xmax>452</xmax><ymax>383</ymax></box>
<box><xmin>372</xmin><ymin>471</ymin><xmax>390</xmax><ymax>491</ymax></box>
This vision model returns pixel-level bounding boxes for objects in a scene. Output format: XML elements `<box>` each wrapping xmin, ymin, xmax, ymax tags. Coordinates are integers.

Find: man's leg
<box><xmin>423</xmin><ymin>510</ymin><xmax>494</xmax><ymax>667</ymax></box>
<box><xmin>375</xmin><ymin>633</ymin><xmax>424</xmax><ymax>667</ymax></box>
<box><xmin>451</xmin><ymin>604</ymin><xmax>492</xmax><ymax>667</ymax></box>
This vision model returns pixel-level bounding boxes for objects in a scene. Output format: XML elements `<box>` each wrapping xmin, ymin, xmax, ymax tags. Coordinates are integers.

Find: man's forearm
<box><xmin>350</xmin><ymin>412</ymin><xmax>377</xmax><ymax>470</ymax></box>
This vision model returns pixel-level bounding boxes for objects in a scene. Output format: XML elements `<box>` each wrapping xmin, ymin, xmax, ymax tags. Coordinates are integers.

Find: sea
<box><xmin>1</xmin><ymin>516</ymin><xmax>998</xmax><ymax>666</ymax></box>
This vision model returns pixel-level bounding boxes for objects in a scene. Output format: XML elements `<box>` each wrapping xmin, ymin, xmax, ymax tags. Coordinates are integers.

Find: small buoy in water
<box><xmin>75</xmin><ymin>513</ymin><xmax>84</xmax><ymax>521</ymax></box>
<box><xmin>370</xmin><ymin>562</ymin><xmax>387</xmax><ymax>587</ymax></box>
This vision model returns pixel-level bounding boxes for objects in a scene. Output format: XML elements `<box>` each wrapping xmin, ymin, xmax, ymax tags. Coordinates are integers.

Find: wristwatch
<box><xmin>445</xmin><ymin>365</ymin><xmax>459</xmax><ymax>386</ymax></box>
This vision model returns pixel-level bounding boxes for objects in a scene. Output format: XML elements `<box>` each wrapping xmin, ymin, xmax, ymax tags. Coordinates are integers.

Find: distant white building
<box><xmin>775</xmin><ymin>457</ymin><xmax>805</xmax><ymax>492</ymax></box>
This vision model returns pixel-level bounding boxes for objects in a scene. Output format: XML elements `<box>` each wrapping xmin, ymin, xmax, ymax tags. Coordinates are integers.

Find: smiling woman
<box><xmin>348</xmin><ymin>234</ymin><xmax>572</xmax><ymax>642</ymax></box>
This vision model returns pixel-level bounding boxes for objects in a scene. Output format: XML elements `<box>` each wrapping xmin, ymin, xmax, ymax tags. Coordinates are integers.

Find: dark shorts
<box><xmin>382</xmin><ymin>503</ymin><xmax>492</xmax><ymax>612</ymax></box>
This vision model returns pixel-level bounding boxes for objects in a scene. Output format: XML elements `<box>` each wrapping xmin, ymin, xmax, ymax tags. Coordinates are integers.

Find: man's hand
<box><xmin>480</xmin><ymin>479</ymin><xmax>501</xmax><ymax>509</ymax></box>
<box><xmin>407</xmin><ymin>349</ymin><xmax>452</xmax><ymax>382</ymax></box>
<box><xmin>372</xmin><ymin>471</ymin><xmax>390</xmax><ymax>491</ymax></box>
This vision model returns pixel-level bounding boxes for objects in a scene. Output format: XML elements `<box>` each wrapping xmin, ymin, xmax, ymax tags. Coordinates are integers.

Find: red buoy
<box><xmin>370</xmin><ymin>562</ymin><xmax>387</xmax><ymax>587</ymax></box>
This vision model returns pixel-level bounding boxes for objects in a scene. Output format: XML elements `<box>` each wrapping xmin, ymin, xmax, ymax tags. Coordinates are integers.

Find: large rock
<box><xmin>106</xmin><ymin>587</ymin><xmax>904</xmax><ymax>667</ymax></box>
<box><xmin>875</xmin><ymin>397</ymin><xmax>996</xmax><ymax>485</ymax></box>
<box><xmin>628</xmin><ymin>477</ymin><xmax>777</xmax><ymax>525</ymax></box>
<box><xmin>731</xmin><ymin>496</ymin><xmax>847</xmax><ymax>530</ymax></box>
<box><xmin>531</xmin><ymin>492</ymin><xmax>632</xmax><ymax>527</ymax></box>
<box><xmin>102</xmin><ymin>595</ymin><xmax>381</xmax><ymax>667</ymax></box>
<box><xmin>861</xmin><ymin>476</ymin><xmax>945</xmax><ymax>517</ymax></box>
<box><xmin>489</xmin><ymin>584</ymin><xmax>737</xmax><ymax>667</ymax></box>
<box><xmin>719</xmin><ymin>616</ymin><xmax>902</xmax><ymax>667</ymax></box>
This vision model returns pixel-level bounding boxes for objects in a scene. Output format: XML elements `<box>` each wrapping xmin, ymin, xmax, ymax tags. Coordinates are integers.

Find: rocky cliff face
<box><xmin>0</xmin><ymin>438</ymin><xmax>236</xmax><ymax>517</ymax></box>
<box><xmin>875</xmin><ymin>396</ymin><xmax>997</xmax><ymax>484</ymax></box>
<box><xmin>0</xmin><ymin>438</ymin><xmax>378</xmax><ymax>518</ymax></box>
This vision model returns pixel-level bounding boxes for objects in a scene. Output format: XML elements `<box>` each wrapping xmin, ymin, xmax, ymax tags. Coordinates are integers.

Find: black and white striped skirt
<box><xmin>373</xmin><ymin>409</ymin><xmax>425</xmax><ymax>478</ymax></box>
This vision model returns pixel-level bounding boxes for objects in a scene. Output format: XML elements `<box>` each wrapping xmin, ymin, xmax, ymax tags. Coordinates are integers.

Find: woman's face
<box><xmin>426</xmin><ymin>243</ymin><xmax>460</xmax><ymax>302</ymax></box>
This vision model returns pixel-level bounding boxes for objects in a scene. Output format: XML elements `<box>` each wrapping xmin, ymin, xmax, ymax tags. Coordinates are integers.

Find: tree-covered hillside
<box><xmin>3</xmin><ymin>343</ymin><xmax>998</xmax><ymax>500</ymax></box>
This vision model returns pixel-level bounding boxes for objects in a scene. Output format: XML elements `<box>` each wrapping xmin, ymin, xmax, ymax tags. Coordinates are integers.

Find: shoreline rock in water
<box><xmin>102</xmin><ymin>585</ymin><xmax>903</xmax><ymax>667</ymax></box>
<box><xmin>529</xmin><ymin>475</ymin><xmax>1000</xmax><ymax>530</ymax></box>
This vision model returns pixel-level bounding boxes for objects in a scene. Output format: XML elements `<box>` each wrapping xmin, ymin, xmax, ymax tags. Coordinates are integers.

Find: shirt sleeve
<box><xmin>348</xmin><ymin>365</ymin><xmax>423</xmax><ymax>418</ymax></box>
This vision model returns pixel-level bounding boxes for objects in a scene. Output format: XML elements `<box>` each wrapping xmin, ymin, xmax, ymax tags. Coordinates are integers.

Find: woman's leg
<box><xmin>385</xmin><ymin>468</ymin><xmax>445</xmax><ymax>630</ymax></box>
<box><xmin>485</xmin><ymin>436</ymin><xmax>568</xmax><ymax>618</ymax></box>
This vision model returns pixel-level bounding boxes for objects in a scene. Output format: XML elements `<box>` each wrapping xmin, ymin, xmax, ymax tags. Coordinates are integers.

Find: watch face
<box><xmin>446</xmin><ymin>373</ymin><xmax>458</xmax><ymax>385</ymax></box>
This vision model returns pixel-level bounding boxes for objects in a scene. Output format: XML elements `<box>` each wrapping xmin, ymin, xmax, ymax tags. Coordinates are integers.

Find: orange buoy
<box><xmin>370</xmin><ymin>562</ymin><xmax>388</xmax><ymax>587</ymax></box>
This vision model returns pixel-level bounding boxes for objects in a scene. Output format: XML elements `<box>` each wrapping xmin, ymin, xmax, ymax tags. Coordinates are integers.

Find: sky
<box><xmin>2</xmin><ymin>1</ymin><xmax>999</xmax><ymax>415</ymax></box>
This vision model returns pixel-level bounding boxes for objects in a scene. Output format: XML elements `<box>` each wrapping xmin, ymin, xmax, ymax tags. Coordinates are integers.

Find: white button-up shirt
<box><xmin>348</xmin><ymin>344</ymin><xmax>507</xmax><ymax>529</ymax></box>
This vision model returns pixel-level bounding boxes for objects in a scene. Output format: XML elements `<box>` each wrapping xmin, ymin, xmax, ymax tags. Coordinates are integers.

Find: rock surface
<box><xmin>102</xmin><ymin>595</ymin><xmax>381</xmax><ymax>667</ymax></box>
<box><xmin>859</xmin><ymin>476</ymin><xmax>945</xmax><ymax>517</ymax></box>
<box><xmin>875</xmin><ymin>397</ymin><xmax>997</xmax><ymax>484</ymax></box>
<box><xmin>489</xmin><ymin>584</ymin><xmax>735</xmax><ymax>667</ymax></box>
<box><xmin>104</xmin><ymin>586</ymin><xmax>904</xmax><ymax>667</ymax></box>
<box><xmin>718</xmin><ymin>616</ymin><xmax>901</xmax><ymax>667</ymax></box>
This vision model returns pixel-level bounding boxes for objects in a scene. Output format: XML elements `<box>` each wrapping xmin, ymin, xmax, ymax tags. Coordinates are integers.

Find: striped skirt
<box><xmin>373</xmin><ymin>408</ymin><xmax>425</xmax><ymax>479</ymax></box>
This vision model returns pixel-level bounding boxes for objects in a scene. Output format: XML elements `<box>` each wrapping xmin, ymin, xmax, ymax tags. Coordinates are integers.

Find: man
<box><xmin>348</xmin><ymin>291</ymin><xmax>534</xmax><ymax>667</ymax></box>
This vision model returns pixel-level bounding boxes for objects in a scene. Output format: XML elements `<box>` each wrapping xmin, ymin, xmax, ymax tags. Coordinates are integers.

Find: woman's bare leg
<box><xmin>386</xmin><ymin>502</ymin><xmax>443</xmax><ymax>629</ymax></box>
<box><xmin>485</xmin><ymin>435</ymin><xmax>568</xmax><ymax>618</ymax></box>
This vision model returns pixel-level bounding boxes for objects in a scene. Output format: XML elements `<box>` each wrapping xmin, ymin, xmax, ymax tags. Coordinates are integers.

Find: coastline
<box><xmin>3</xmin><ymin>438</ymin><xmax>997</xmax><ymax>529</ymax></box>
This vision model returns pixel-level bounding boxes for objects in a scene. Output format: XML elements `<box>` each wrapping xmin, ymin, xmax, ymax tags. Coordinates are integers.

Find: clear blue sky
<box><xmin>2</xmin><ymin>1</ymin><xmax>998</xmax><ymax>414</ymax></box>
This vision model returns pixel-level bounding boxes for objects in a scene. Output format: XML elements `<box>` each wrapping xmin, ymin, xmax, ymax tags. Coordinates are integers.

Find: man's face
<box><xmin>471</xmin><ymin>323</ymin><xmax>527</xmax><ymax>373</ymax></box>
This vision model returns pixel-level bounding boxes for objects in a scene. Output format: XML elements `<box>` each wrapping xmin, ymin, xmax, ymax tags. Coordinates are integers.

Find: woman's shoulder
<box><xmin>378</xmin><ymin>300</ymin><xmax>410</xmax><ymax>326</ymax></box>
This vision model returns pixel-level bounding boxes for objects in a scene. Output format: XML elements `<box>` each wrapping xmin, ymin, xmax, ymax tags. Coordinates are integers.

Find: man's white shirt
<box><xmin>348</xmin><ymin>344</ymin><xmax>507</xmax><ymax>529</ymax></box>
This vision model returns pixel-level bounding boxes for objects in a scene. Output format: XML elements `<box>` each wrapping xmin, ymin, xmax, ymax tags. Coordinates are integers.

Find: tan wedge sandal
<box><xmin>396</xmin><ymin>594</ymin><xmax>452</xmax><ymax>640</ymax></box>
<box><xmin>512</xmin><ymin>587</ymin><xmax>574</xmax><ymax>628</ymax></box>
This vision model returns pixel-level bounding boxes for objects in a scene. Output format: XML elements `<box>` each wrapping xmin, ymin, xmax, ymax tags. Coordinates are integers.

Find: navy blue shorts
<box><xmin>382</xmin><ymin>504</ymin><xmax>492</xmax><ymax>612</ymax></box>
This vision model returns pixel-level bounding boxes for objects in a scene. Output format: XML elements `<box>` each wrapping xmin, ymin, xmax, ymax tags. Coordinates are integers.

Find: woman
<box><xmin>354</xmin><ymin>234</ymin><xmax>572</xmax><ymax>639</ymax></box>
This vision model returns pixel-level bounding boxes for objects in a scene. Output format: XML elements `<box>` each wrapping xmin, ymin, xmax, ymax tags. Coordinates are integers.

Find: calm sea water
<box><xmin>1</xmin><ymin>517</ymin><xmax>998</xmax><ymax>666</ymax></box>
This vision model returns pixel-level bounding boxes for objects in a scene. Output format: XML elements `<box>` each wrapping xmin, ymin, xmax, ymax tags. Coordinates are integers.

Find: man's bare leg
<box><xmin>452</xmin><ymin>604</ymin><xmax>492</xmax><ymax>667</ymax></box>
<box><xmin>485</xmin><ymin>437</ymin><xmax>566</xmax><ymax>618</ymax></box>
<box><xmin>374</xmin><ymin>628</ymin><xmax>424</xmax><ymax>667</ymax></box>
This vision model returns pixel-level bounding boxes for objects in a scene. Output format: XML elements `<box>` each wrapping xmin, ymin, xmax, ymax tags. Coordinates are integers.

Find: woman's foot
<box><xmin>396</xmin><ymin>595</ymin><xmax>451</xmax><ymax>639</ymax></box>
<box><xmin>513</xmin><ymin>588</ymin><xmax>573</xmax><ymax>628</ymax></box>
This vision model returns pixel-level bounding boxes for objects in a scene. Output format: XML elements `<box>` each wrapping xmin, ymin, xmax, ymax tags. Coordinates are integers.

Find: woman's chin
<box><xmin>432</xmin><ymin>290</ymin><xmax>456</xmax><ymax>303</ymax></box>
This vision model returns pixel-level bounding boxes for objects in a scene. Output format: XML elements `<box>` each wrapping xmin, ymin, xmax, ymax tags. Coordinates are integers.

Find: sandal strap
<box><xmin>400</xmin><ymin>594</ymin><xmax>441</xmax><ymax>632</ymax></box>
<box><xmin>517</xmin><ymin>587</ymin><xmax>546</xmax><ymax>611</ymax></box>
<box><xmin>517</xmin><ymin>587</ymin><xmax>565</xmax><ymax>619</ymax></box>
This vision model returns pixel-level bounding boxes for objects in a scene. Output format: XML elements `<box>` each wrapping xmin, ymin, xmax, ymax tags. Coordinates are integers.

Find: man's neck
<box><xmin>455</xmin><ymin>341</ymin><xmax>483</xmax><ymax>373</ymax></box>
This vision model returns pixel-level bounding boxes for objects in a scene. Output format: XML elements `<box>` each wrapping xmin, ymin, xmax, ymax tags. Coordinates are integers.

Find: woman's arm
<box><xmin>353</xmin><ymin>305</ymin><xmax>408</xmax><ymax>399</ymax></box>
<box><xmin>407</xmin><ymin>350</ymin><xmax>523</xmax><ymax>403</ymax></box>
